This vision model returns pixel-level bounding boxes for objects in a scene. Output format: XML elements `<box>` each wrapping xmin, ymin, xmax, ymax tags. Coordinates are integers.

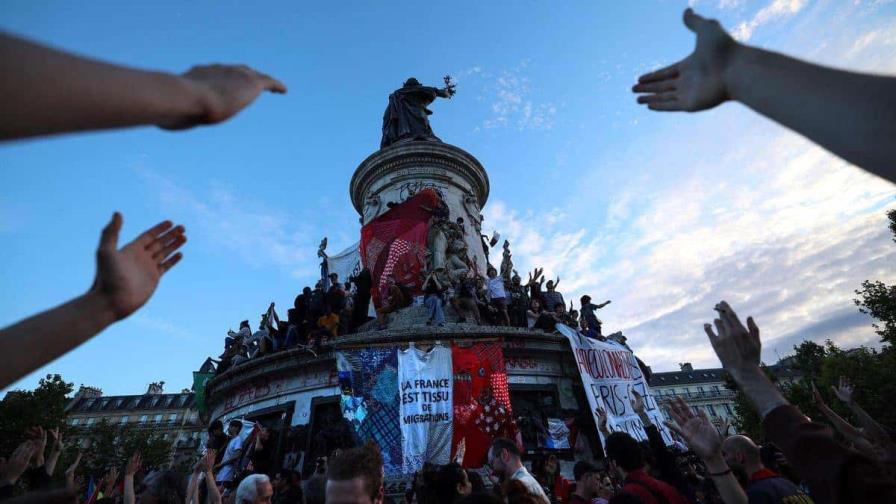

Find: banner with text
<box><xmin>398</xmin><ymin>344</ymin><xmax>453</xmax><ymax>473</ymax></box>
<box><xmin>556</xmin><ymin>324</ymin><xmax>674</xmax><ymax>450</ymax></box>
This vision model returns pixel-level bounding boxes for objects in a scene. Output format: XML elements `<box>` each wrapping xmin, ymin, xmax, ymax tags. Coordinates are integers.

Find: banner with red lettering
<box><xmin>556</xmin><ymin>324</ymin><xmax>674</xmax><ymax>450</ymax></box>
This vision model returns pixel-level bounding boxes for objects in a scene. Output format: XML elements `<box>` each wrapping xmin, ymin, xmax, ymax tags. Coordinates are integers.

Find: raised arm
<box><xmin>831</xmin><ymin>376</ymin><xmax>892</xmax><ymax>446</ymax></box>
<box><xmin>664</xmin><ymin>397</ymin><xmax>747</xmax><ymax>504</ymax></box>
<box><xmin>0</xmin><ymin>33</ymin><xmax>286</xmax><ymax>140</ymax></box>
<box><xmin>633</xmin><ymin>9</ymin><xmax>896</xmax><ymax>180</ymax></box>
<box><xmin>44</xmin><ymin>428</ymin><xmax>63</xmax><ymax>477</ymax></box>
<box><xmin>201</xmin><ymin>450</ymin><xmax>221</xmax><ymax>504</ymax></box>
<box><xmin>0</xmin><ymin>213</ymin><xmax>186</xmax><ymax>389</ymax></box>
<box><xmin>596</xmin><ymin>300</ymin><xmax>612</xmax><ymax>309</ymax></box>
<box><xmin>705</xmin><ymin>300</ymin><xmax>896</xmax><ymax>501</ymax></box>
<box><xmin>123</xmin><ymin>452</ymin><xmax>142</xmax><ymax>504</ymax></box>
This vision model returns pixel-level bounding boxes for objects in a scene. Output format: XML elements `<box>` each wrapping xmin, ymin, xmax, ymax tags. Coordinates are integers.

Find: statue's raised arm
<box><xmin>381</xmin><ymin>76</ymin><xmax>455</xmax><ymax>148</ymax></box>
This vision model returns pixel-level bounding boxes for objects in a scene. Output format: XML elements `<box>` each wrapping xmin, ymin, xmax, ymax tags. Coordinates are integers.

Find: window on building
<box><xmin>86</xmin><ymin>418</ymin><xmax>95</xmax><ymax>426</ymax></box>
<box><xmin>153</xmin><ymin>414</ymin><xmax>162</xmax><ymax>423</ymax></box>
<box><xmin>70</xmin><ymin>418</ymin><xmax>81</xmax><ymax>426</ymax></box>
<box><xmin>683</xmin><ymin>387</ymin><xmax>691</xmax><ymax>397</ymax></box>
<box><xmin>168</xmin><ymin>413</ymin><xmax>177</xmax><ymax>423</ymax></box>
<box><xmin>707</xmin><ymin>404</ymin><xmax>717</xmax><ymax>416</ymax></box>
<box><xmin>120</xmin><ymin>416</ymin><xmax>129</xmax><ymax>424</ymax></box>
<box><xmin>712</xmin><ymin>385</ymin><xmax>720</xmax><ymax>395</ymax></box>
<box><xmin>140</xmin><ymin>415</ymin><xmax>148</xmax><ymax>424</ymax></box>
<box><xmin>690</xmin><ymin>406</ymin><xmax>699</xmax><ymax>415</ymax></box>
<box><xmin>697</xmin><ymin>386</ymin><xmax>705</xmax><ymax>397</ymax></box>
<box><xmin>723</xmin><ymin>403</ymin><xmax>733</xmax><ymax>415</ymax></box>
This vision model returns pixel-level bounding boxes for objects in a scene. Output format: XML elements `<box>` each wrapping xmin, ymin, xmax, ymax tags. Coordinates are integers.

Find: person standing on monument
<box><xmin>580</xmin><ymin>296</ymin><xmax>611</xmax><ymax>337</ymax></box>
<box><xmin>486</xmin><ymin>267</ymin><xmax>511</xmax><ymax>326</ymax></box>
<box><xmin>381</xmin><ymin>77</ymin><xmax>455</xmax><ymax>148</ymax></box>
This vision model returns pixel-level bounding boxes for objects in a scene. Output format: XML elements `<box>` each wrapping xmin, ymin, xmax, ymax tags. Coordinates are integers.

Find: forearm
<box><xmin>123</xmin><ymin>476</ymin><xmax>135</xmax><ymax>504</ymax></box>
<box><xmin>817</xmin><ymin>403</ymin><xmax>863</xmax><ymax>440</ymax></box>
<box><xmin>187</xmin><ymin>473</ymin><xmax>199</xmax><ymax>504</ymax></box>
<box><xmin>0</xmin><ymin>291</ymin><xmax>116</xmax><ymax>389</ymax></box>
<box><xmin>725</xmin><ymin>44</ymin><xmax>896</xmax><ymax>177</ymax></box>
<box><xmin>205</xmin><ymin>471</ymin><xmax>221</xmax><ymax>504</ymax></box>
<box><xmin>702</xmin><ymin>454</ymin><xmax>747</xmax><ymax>504</ymax></box>
<box><xmin>730</xmin><ymin>368</ymin><xmax>788</xmax><ymax>418</ymax></box>
<box><xmin>847</xmin><ymin>402</ymin><xmax>890</xmax><ymax>444</ymax></box>
<box><xmin>45</xmin><ymin>451</ymin><xmax>61</xmax><ymax>477</ymax></box>
<box><xmin>0</xmin><ymin>33</ymin><xmax>205</xmax><ymax>140</ymax></box>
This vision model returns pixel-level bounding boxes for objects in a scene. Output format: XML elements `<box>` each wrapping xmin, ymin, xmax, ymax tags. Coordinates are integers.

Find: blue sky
<box><xmin>2</xmin><ymin>0</ymin><xmax>895</xmax><ymax>395</ymax></box>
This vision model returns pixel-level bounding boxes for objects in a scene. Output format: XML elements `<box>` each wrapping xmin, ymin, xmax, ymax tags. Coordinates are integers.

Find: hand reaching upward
<box><xmin>663</xmin><ymin>397</ymin><xmax>721</xmax><ymax>461</ymax></box>
<box><xmin>832</xmin><ymin>376</ymin><xmax>854</xmax><ymax>405</ymax></box>
<box><xmin>633</xmin><ymin>9</ymin><xmax>739</xmax><ymax>112</ymax></box>
<box><xmin>704</xmin><ymin>301</ymin><xmax>761</xmax><ymax>378</ymax></box>
<box><xmin>92</xmin><ymin>213</ymin><xmax>186</xmax><ymax>321</ymax></box>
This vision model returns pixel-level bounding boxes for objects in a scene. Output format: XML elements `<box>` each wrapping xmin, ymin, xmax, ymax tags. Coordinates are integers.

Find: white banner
<box><xmin>326</xmin><ymin>241</ymin><xmax>362</xmax><ymax>284</ymax></box>
<box><xmin>556</xmin><ymin>324</ymin><xmax>674</xmax><ymax>450</ymax></box>
<box><xmin>398</xmin><ymin>344</ymin><xmax>453</xmax><ymax>473</ymax></box>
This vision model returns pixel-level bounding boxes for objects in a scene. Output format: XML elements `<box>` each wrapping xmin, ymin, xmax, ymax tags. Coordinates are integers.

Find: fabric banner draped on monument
<box><xmin>327</xmin><ymin>242</ymin><xmax>362</xmax><ymax>284</ymax></box>
<box><xmin>360</xmin><ymin>189</ymin><xmax>440</xmax><ymax>308</ymax></box>
<box><xmin>555</xmin><ymin>324</ymin><xmax>674</xmax><ymax>450</ymax></box>
<box><xmin>451</xmin><ymin>341</ymin><xmax>517</xmax><ymax>468</ymax></box>
<box><xmin>337</xmin><ymin>341</ymin><xmax>515</xmax><ymax>474</ymax></box>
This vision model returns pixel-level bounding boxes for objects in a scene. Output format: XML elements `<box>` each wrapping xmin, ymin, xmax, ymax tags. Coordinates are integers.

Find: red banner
<box><xmin>361</xmin><ymin>189</ymin><xmax>440</xmax><ymax>308</ymax></box>
<box><xmin>451</xmin><ymin>341</ymin><xmax>518</xmax><ymax>467</ymax></box>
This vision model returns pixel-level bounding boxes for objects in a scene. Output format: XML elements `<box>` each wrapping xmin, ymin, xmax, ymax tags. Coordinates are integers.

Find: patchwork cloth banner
<box><xmin>555</xmin><ymin>324</ymin><xmax>674</xmax><ymax>450</ymax></box>
<box><xmin>338</xmin><ymin>342</ymin><xmax>516</xmax><ymax>473</ymax></box>
<box><xmin>398</xmin><ymin>344</ymin><xmax>453</xmax><ymax>473</ymax></box>
<box><xmin>360</xmin><ymin>189</ymin><xmax>440</xmax><ymax>308</ymax></box>
<box><xmin>451</xmin><ymin>342</ymin><xmax>517</xmax><ymax>468</ymax></box>
<box><xmin>337</xmin><ymin>348</ymin><xmax>403</xmax><ymax>475</ymax></box>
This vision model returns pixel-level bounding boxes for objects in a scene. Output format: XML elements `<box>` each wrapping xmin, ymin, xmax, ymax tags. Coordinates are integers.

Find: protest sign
<box><xmin>556</xmin><ymin>324</ymin><xmax>674</xmax><ymax>449</ymax></box>
<box><xmin>398</xmin><ymin>344</ymin><xmax>453</xmax><ymax>472</ymax></box>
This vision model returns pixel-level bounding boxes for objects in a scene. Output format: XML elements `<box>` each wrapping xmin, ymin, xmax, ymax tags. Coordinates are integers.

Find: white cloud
<box><xmin>471</xmin><ymin>62</ymin><xmax>558</xmax><ymax>131</ymax></box>
<box><xmin>137</xmin><ymin>168</ymin><xmax>321</xmax><ymax>280</ymax></box>
<box><xmin>487</xmin><ymin>129</ymin><xmax>895</xmax><ymax>372</ymax></box>
<box><xmin>732</xmin><ymin>0</ymin><xmax>808</xmax><ymax>41</ymax></box>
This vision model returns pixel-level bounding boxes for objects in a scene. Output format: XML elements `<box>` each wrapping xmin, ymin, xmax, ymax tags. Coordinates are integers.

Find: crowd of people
<box><xmin>2</xmin><ymin>5</ymin><xmax>896</xmax><ymax>504</ymax></box>
<box><xmin>211</xmin><ymin>261</ymin><xmax>615</xmax><ymax>376</ymax></box>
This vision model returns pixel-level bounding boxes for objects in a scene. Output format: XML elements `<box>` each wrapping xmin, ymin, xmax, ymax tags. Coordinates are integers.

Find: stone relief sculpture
<box><xmin>445</xmin><ymin>238</ymin><xmax>471</xmax><ymax>284</ymax></box>
<box><xmin>362</xmin><ymin>194</ymin><xmax>382</xmax><ymax>223</ymax></box>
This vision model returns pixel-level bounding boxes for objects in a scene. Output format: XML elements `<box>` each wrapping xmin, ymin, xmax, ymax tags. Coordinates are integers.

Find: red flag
<box><xmin>361</xmin><ymin>189</ymin><xmax>440</xmax><ymax>308</ymax></box>
<box><xmin>451</xmin><ymin>342</ymin><xmax>518</xmax><ymax>467</ymax></box>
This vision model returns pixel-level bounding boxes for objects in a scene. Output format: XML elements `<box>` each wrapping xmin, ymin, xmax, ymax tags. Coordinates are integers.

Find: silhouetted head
<box><xmin>404</xmin><ymin>78</ymin><xmax>421</xmax><ymax>87</ymax></box>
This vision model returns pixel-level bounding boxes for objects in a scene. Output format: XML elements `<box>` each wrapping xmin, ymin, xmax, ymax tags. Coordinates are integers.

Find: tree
<box><xmin>0</xmin><ymin>374</ymin><xmax>73</xmax><ymax>454</ymax></box>
<box><xmin>77</xmin><ymin>420</ymin><xmax>171</xmax><ymax>478</ymax></box>
<box><xmin>728</xmin><ymin>340</ymin><xmax>896</xmax><ymax>441</ymax></box>
<box><xmin>854</xmin><ymin>208</ymin><xmax>896</xmax><ymax>346</ymax></box>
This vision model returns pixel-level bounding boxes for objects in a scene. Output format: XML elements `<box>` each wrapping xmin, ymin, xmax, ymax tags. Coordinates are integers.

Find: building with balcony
<box><xmin>65</xmin><ymin>382</ymin><xmax>203</xmax><ymax>460</ymax></box>
<box><xmin>648</xmin><ymin>360</ymin><xmax>805</xmax><ymax>431</ymax></box>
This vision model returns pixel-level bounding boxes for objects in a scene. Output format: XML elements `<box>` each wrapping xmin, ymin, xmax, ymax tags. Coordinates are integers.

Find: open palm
<box><xmin>92</xmin><ymin>213</ymin><xmax>186</xmax><ymax>320</ymax></box>
<box><xmin>664</xmin><ymin>397</ymin><xmax>721</xmax><ymax>460</ymax></box>
<box><xmin>633</xmin><ymin>9</ymin><xmax>739</xmax><ymax>112</ymax></box>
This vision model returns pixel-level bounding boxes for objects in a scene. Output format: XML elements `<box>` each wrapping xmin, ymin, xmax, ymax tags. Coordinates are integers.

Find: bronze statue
<box><xmin>381</xmin><ymin>76</ymin><xmax>455</xmax><ymax>148</ymax></box>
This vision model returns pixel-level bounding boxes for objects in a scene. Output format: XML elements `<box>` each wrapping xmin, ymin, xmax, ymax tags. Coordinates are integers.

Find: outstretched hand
<box><xmin>160</xmin><ymin>65</ymin><xmax>287</xmax><ymax>130</ymax></box>
<box><xmin>125</xmin><ymin>452</ymin><xmax>142</xmax><ymax>477</ymax></box>
<box><xmin>64</xmin><ymin>452</ymin><xmax>81</xmax><ymax>490</ymax></box>
<box><xmin>91</xmin><ymin>213</ymin><xmax>186</xmax><ymax>321</ymax></box>
<box><xmin>633</xmin><ymin>8</ymin><xmax>739</xmax><ymax>112</ymax></box>
<box><xmin>663</xmin><ymin>397</ymin><xmax>722</xmax><ymax>461</ymax></box>
<box><xmin>595</xmin><ymin>407</ymin><xmax>609</xmax><ymax>434</ymax></box>
<box><xmin>704</xmin><ymin>301</ymin><xmax>761</xmax><ymax>378</ymax></box>
<box><xmin>0</xmin><ymin>441</ymin><xmax>36</xmax><ymax>485</ymax></box>
<box><xmin>832</xmin><ymin>376</ymin><xmax>854</xmax><ymax>405</ymax></box>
